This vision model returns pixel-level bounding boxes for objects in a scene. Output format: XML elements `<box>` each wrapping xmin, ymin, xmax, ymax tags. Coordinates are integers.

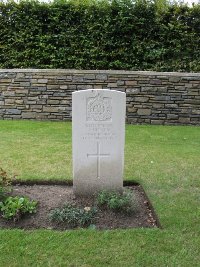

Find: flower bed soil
<box><xmin>0</xmin><ymin>183</ymin><xmax>160</xmax><ymax>230</ymax></box>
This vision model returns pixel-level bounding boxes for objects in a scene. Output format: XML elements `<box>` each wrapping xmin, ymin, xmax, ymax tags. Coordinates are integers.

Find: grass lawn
<box><xmin>0</xmin><ymin>120</ymin><xmax>199</xmax><ymax>267</ymax></box>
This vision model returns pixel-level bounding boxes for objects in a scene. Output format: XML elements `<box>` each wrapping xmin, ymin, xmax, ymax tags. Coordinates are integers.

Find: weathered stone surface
<box><xmin>60</xmin><ymin>100</ymin><xmax>69</xmax><ymax>105</ymax></box>
<box><xmin>38</xmin><ymin>79</ymin><xmax>48</xmax><ymax>83</ymax></box>
<box><xmin>151</xmin><ymin>120</ymin><xmax>164</xmax><ymax>124</ymax></box>
<box><xmin>126</xmin><ymin>88</ymin><xmax>140</xmax><ymax>94</ymax></box>
<box><xmin>43</xmin><ymin>107</ymin><xmax>59</xmax><ymax>113</ymax></box>
<box><xmin>16</xmin><ymin>73</ymin><xmax>25</xmax><ymax>79</ymax></box>
<box><xmin>165</xmin><ymin>104</ymin><xmax>178</xmax><ymax>108</ymax></box>
<box><xmin>96</xmin><ymin>74</ymin><xmax>107</xmax><ymax>80</ymax></box>
<box><xmin>28</xmin><ymin>97</ymin><xmax>39</xmax><ymax>101</ymax></box>
<box><xmin>179</xmin><ymin>117</ymin><xmax>191</xmax><ymax>123</ymax></box>
<box><xmin>53</xmin><ymin>93</ymin><xmax>66</xmax><ymax>97</ymax></box>
<box><xmin>125</xmin><ymin>80</ymin><xmax>137</xmax><ymax>86</ymax></box>
<box><xmin>117</xmin><ymin>80</ymin><xmax>125</xmax><ymax>86</ymax></box>
<box><xmin>72</xmin><ymin>76</ymin><xmax>84</xmax><ymax>82</ymax></box>
<box><xmin>47</xmin><ymin>100</ymin><xmax>60</xmax><ymax>104</ymax></box>
<box><xmin>57</xmin><ymin>76</ymin><xmax>67</xmax><ymax>80</ymax></box>
<box><xmin>141</xmin><ymin>86</ymin><xmax>157</xmax><ymax>92</ymax></box>
<box><xmin>12</xmin><ymin>115</ymin><xmax>21</xmax><ymax>119</ymax></box>
<box><xmin>20</xmin><ymin>82</ymin><xmax>30</xmax><ymax>87</ymax></box>
<box><xmin>0</xmin><ymin>79</ymin><xmax>12</xmax><ymax>83</ymax></box>
<box><xmin>137</xmin><ymin>109</ymin><xmax>151</xmax><ymax>116</ymax></box>
<box><xmin>77</xmin><ymin>85</ymin><xmax>93</xmax><ymax>90</ymax></box>
<box><xmin>22</xmin><ymin>112</ymin><xmax>36</xmax><ymax>119</ymax></box>
<box><xmin>47</xmin><ymin>85</ymin><xmax>59</xmax><ymax>89</ymax></box>
<box><xmin>6</xmin><ymin>109</ymin><xmax>21</xmax><ymax>115</ymax></box>
<box><xmin>84</xmin><ymin>74</ymin><xmax>95</xmax><ymax>80</ymax></box>
<box><xmin>167</xmin><ymin>114</ymin><xmax>179</xmax><ymax>119</ymax></box>
<box><xmin>155</xmin><ymin>96</ymin><xmax>171</xmax><ymax>101</ymax></box>
<box><xmin>150</xmin><ymin>79</ymin><xmax>162</xmax><ymax>85</ymax></box>
<box><xmin>72</xmin><ymin>89</ymin><xmax>126</xmax><ymax>196</ymax></box>
<box><xmin>153</xmin><ymin>104</ymin><xmax>164</xmax><ymax>108</ymax></box>
<box><xmin>0</xmin><ymin>70</ymin><xmax>199</xmax><ymax>125</ymax></box>
<box><xmin>135</xmin><ymin>96</ymin><xmax>149</xmax><ymax>102</ymax></box>
<box><xmin>58</xmin><ymin>107</ymin><xmax>67</xmax><ymax>111</ymax></box>
<box><xmin>16</xmin><ymin>89</ymin><xmax>28</xmax><ymax>94</ymax></box>
<box><xmin>5</xmin><ymin>99</ymin><xmax>15</xmax><ymax>104</ymax></box>
<box><xmin>192</xmin><ymin>109</ymin><xmax>200</xmax><ymax>114</ymax></box>
<box><xmin>68</xmin><ymin>85</ymin><xmax>77</xmax><ymax>90</ymax></box>
<box><xmin>169</xmin><ymin>77</ymin><xmax>181</xmax><ymax>83</ymax></box>
<box><xmin>25</xmin><ymin>101</ymin><xmax>36</xmax><ymax>105</ymax></box>
<box><xmin>2</xmin><ymin>91</ymin><xmax>15</xmax><ymax>96</ymax></box>
<box><xmin>107</xmin><ymin>83</ymin><xmax>117</xmax><ymax>88</ymax></box>
<box><xmin>37</xmin><ymin>100</ymin><xmax>47</xmax><ymax>105</ymax></box>
<box><xmin>35</xmin><ymin>114</ymin><xmax>48</xmax><ymax>119</ymax></box>
<box><xmin>127</xmin><ymin>107</ymin><xmax>137</xmax><ymax>113</ymax></box>
<box><xmin>15</xmin><ymin>100</ymin><xmax>24</xmax><ymax>104</ymax></box>
<box><xmin>60</xmin><ymin>85</ymin><xmax>68</xmax><ymax>89</ymax></box>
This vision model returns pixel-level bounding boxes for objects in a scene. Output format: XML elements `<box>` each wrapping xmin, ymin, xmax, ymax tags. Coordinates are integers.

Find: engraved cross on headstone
<box><xmin>87</xmin><ymin>141</ymin><xmax>110</xmax><ymax>179</ymax></box>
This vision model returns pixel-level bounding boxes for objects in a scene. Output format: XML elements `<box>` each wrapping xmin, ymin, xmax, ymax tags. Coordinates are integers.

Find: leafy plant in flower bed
<box><xmin>0</xmin><ymin>168</ymin><xmax>12</xmax><ymax>201</ymax></box>
<box><xmin>0</xmin><ymin>196</ymin><xmax>37</xmax><ymax>222</ymax></box>
<box><xmin>49</xmin><ymin>189</ymin><xmax>138</xmax><ymax>228</ymax></box>
<box><xmin>49</xmin><ymin>204</ymin><xmax>97</xmax><ymax>228</ymax></box>
<box><xmin>97</xmin><ymin>189</ymin><xmax>138</xmax><ymax>214</ymax></box>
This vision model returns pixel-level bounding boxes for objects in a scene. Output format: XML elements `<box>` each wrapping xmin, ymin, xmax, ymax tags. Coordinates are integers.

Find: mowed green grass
<box><xmin>0</xmin><ymin>120</ymin><xmax>200</xmax><ymax>267</ymax></box>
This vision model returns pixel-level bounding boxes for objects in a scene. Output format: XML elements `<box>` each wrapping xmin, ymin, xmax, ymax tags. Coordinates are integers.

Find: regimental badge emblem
<box><xmin>87</xmin><ymin>92</ymin><xmax>112</xmax><ymax>121</ymax></box>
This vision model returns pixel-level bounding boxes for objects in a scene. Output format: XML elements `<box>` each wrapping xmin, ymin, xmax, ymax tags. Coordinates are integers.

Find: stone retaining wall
<box><xmin>0</xmin><ymin>69</ymin><xmax>199</xmax><ymax>125</ymax></box>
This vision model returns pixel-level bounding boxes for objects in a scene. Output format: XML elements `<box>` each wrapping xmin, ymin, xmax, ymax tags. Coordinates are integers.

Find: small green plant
<box><xmin>0</xmin><ymin>196</ymin><xmax>37</xmax><ymax>221</ymax></box>
<box><xmin>0</xmin><ymin>167</ymin><xmax>12</xmax><ymax>200</ymax></box>
<box><xmin>97</xmin><ymin>189</ymin><xmax>138</xmax><ymax>214</ymax></box>
<box><xmin>49</xmin><ymin>204</ymin><xmax>97</xmax><ymax>228</ymax></box>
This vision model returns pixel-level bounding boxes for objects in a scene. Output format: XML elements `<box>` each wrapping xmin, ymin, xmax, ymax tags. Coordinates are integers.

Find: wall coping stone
<box><xmin>0</xmin><ymin>69</ymin><xmax>200</xmax><ymax>77</ymax></box>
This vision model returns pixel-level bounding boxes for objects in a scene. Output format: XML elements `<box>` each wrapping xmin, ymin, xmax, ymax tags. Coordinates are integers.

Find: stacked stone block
<box><xmin>0</xmin><ymin>69</ymin><xmax>199</xmax><ymax>125</ymax></box>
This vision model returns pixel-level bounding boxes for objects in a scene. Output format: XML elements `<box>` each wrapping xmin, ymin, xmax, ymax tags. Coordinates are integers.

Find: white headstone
<box><xmin>72</xmin><ymin>89</ymin><xmax>126</xmax><ymax>196</ymax></box>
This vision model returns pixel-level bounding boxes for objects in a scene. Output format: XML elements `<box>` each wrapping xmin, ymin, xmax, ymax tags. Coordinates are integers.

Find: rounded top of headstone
<box><xmin>72</xmin><ymin>89</ymin><xmax>125</xmax><ymax>96</ymax></box>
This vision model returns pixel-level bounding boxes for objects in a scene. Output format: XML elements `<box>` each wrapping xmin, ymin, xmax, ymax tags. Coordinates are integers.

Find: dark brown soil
<box><xmin>0</xmin><ymin>184</ymin><xmax>160</xmax><ymax>230</ymax></box>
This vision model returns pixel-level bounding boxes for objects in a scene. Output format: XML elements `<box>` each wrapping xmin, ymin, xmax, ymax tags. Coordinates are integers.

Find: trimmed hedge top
<box><xmin>0</xmin><ymin>0</ymin><xmax>200</xmax><ymax>71</ymax></box>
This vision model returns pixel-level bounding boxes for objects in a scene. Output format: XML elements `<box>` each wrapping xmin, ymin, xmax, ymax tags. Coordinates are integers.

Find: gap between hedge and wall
<box><xmin>0</xmin><ymin>69</ymin><xmax>199</xmax><ymax>125</ymax></box>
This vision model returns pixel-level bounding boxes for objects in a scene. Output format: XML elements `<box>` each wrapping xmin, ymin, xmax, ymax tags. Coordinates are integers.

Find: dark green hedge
<box><xmin>0</xmin><ymin>0</ymin><xmax>200</xmax><ymax>71</ymax></box>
